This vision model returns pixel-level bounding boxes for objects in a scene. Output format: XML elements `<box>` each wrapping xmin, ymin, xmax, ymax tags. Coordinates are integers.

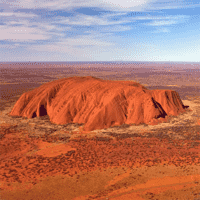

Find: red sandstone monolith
<box><xmin>9</xmin><ymin>76</ymin><xmax>187</xmax><ymax>131</ymax></box>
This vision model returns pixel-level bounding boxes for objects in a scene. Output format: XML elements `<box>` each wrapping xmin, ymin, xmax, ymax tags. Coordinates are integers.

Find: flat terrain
<box><xmin>0</xmin><ymin>63</ymin><xmax>200</xmax><ymax>199</ymax></box>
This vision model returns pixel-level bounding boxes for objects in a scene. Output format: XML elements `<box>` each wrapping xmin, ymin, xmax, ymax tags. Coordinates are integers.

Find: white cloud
<box><xmin>29</xmin><ymin>35</ymin><xmax>113</xmax><ymax>51</ymax></box>
<box><xmin>57</xmin><ymin>13</ymin><xmax>189</xmax><ymax>28</ymax></box>
<box><xmin>1</xmin><ymin>0</ymin><xmax>156</xmax><ymax>11</ymax></box>
<box><xmin>0</xmin><ymin>44</ymin><xmax>18</xmax><ymax>49</ymax></box>
<box><xmin>140</xmin><ymin>15</ymin><xmax>189</xmax><ymax>27</ymax></box>
<box><xmin>36</xmin><ymin>22</ymin><xmax>69</xmax><ymax>35</ymax></box>
<box><xmin>98</xmin><ymin>0</ymin><xmax>154</xmax><ymax>10</ymax></box>
<box><xmin>134</xmin><ymin>15</ymin><xmax>188</xmax><ymax>20</ymax></box>
<box><xmin>95</xmin><ymin>25</ymin><xmax>133</xmax><ymax>32</ymax></box>
<box><xmin>0</xmin><ymin>12</ymin><xmax>69</xmax><ymax>41</ymax></box>
<box><xmin>148</xmin><ymin>0</ymin><xmax>200</xmax><ymax>10</ymax></box>
<box><xmin>146</xmin><ymin>20</ymin><xmax>178</xmax><ymax>26</ymax></box>
<box><xmin>6</xmin><ymin>20</ymin><xmax>30</xmax><ymax>26</ymax></box>
<box><xmin>61</xmin><ymin>37</ymin><xmax>113</xmax><ymax>47</ymax></box>
<box><xmin>0</xmin><ymin>26</ymin><xmax>51</xmax><ymax>41</ymax></box>
<box><xmin>57</xmin><ymin>14</ymin><xmax>132</xmax><ymax>26</ymax></box>
<box><xmin>1</xmin><ymin>0</ymin><xmax>199</xmax><ymax>12</ymax></box>
<box><xmin>0</xmin><ymin>12</ymin><xmax>37</xmax><ymax>18</ymax></box>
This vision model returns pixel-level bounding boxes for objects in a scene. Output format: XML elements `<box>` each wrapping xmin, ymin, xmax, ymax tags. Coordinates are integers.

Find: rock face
<box><xmin>9</xmin><ymin>76</ymin><xmax>187</xmax><ymax>131</ymax></box>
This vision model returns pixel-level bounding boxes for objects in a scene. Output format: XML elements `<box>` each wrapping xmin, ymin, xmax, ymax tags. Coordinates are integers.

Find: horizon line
<box><xmin>1</xmin><ymin>61</ymin><xmax>200</xmax><ymax>64</ymax></box>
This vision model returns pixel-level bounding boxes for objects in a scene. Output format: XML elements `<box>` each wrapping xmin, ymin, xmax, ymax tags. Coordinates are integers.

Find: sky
<box><xmin>0</xmin><ymin>0</ymin><xmax>200</xmax><ymax>62</ymax></box>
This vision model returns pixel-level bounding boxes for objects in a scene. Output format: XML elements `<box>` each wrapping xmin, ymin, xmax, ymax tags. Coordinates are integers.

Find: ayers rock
<box><xmin>9</xmin><ymin>76</ymin><xmax>187</xmax><ymax>131</ymax></box>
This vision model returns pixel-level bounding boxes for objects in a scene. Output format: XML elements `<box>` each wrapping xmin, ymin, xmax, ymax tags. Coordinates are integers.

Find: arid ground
<box><xmin>0</xmin><ymin>62</ymin><xmax>200</xmax><ymax>200</ymax></box>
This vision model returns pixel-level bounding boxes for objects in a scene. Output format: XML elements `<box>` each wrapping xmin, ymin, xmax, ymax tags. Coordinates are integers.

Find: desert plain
<box><xmin>0</xmin><ymin>62</ymin><xmax>200</xmax><ymax>200</ymax></box>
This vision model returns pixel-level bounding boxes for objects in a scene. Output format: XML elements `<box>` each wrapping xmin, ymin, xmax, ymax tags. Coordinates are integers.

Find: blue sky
<box><xmin>0</xmin><ymin>0</ymin><xmax>200</xmax><ymax>62</ymax></box>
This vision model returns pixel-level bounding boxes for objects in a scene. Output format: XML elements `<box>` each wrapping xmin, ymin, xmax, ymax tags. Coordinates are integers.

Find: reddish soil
<box><xmin>1</xmin><ymin>64</ymin><xmax>200</xmax><ymax>199</ymax></box>
<box><xmin>0</xmin><ymin>122</ymin><xmax>200</xmax><ymax>200</ymax></box>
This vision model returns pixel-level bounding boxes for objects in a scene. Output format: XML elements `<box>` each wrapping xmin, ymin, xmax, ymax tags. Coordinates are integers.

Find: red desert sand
<box><xmin>1</xmin><ymin>125</ymin><xmax>200</xmax><ymax>199</ymax></box>
<box><xmin>1</xmin><ymin>76</ymin><xmax>200</xmax><ymax>199</ymax></box>
<box><xmin>9</xmin><ymin>76</ymin><xmax>187</xmax><ymax>131</ymax></box>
